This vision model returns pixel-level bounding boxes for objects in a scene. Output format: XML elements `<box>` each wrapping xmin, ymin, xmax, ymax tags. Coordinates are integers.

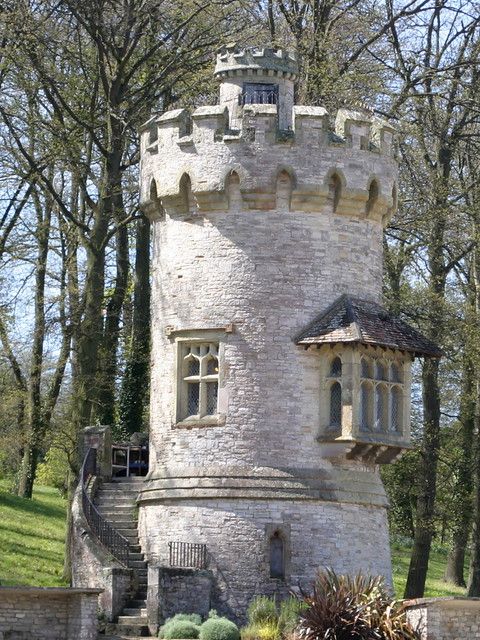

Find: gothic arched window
<box><xmin>329</xmin><ymin>382</ymin><xmax>342</xmax><ymax>429</ymax></box>
<box><xmin>269</xmin><ymin>531</ymin><xmax>285</xmax><ymax>579</ymax></box>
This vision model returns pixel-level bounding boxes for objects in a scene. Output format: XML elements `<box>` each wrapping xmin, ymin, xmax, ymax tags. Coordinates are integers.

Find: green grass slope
<box><xmin>392</xmin><ymin>541</ymin><xmax>467</xmax><ymax>599</ymax></box>
<box><xmin>0</xmin><ymin>480</ymin><xmax>67</xmax><ymax>587</ymax></box>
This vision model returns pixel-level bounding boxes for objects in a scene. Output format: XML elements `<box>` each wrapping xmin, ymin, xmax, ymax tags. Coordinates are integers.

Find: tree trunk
<box><xmin>17</xmin><ymin>186</ymin><xmax>52</xmax><ymax>498</ymax></box>
<box><xmin>119</xmin><ymin>213</ymin><xmax>151</xmax><ymax>434</ymax></box>
<box><xmin>404</xmin><ymin>182</ymin><xmax>447</xmax><ymax>598</ymax></box>
<box><xmin>467</xmin><ymin>377</ymin><xmax>480</xmax><ymax>595</ymax></box>
<box><xmin>96</xmin><ymin>223</ymin><xmax>129</xmax><ymax>424</ymax></box>
<box><xmin>445</xmin><ymin>352</ymin><xmax>474</xmax><ymax>586</ymax></box>
<box><xmin>404</xmin><ymin>356</ymin><xmax>441</xmax><ymax>598</ymax></box>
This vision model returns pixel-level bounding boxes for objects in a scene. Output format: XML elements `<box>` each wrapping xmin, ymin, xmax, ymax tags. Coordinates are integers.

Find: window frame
<box><xmin>174</xmin><ymin>332</ymin><xmax>226</xmax><ymax>428</ymax></box>
<box><xmin>359</xmin><ymin>354</ymin><xmax>406</xmax><ymax>434</ymax></box>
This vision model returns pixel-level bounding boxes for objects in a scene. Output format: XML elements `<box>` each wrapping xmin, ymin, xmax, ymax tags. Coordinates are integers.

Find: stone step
<box><xmin>128</xmin><ymin>552</ymin><xmax>144</xmax><ymax>562</ymax></box>
<box><xmin>122</xmin><ymin>608</ymin><xmax>147</xmax><ymax>617</ymax></box>
<box><xmin>104</xmin><ymin>520</ymin><xmax>138</xmax><ymax>529</ymax></box>
<box><xmin>118</xmin><ymin>532</ymin><xmax>140</xmax><ymax>542</ymax></box>
<box><xmin>105</xmin><ymin>622</ymin><xmax>150</xmax><ymax>637</ymax></box>
<box><xmin>118</xmin><ymin>615</ymin><xmax>148</xmax><ymax>625</ymax></box>
<box><xmin>129</xmin><ymin>544</ymin><xmax>142</xmax><ymax>553</ymax></box>
<box><xmin>96</xmin><ymin>497</ymin><xmax>137</xmax><ymax>505</ymax></box>
<box><xmin>128</xmin><ymin>560</ymin><xmax>147</xmax><ymax>569</ymax></box>
<box><xmin>99</xmin><ymin>489</ymin><xmax>141</xmax><ymax>497</ymax></box>
<box><xmin>96</xmin><ymin>503</ymin><xmax>137</xmax><ymax>510</ymax></box>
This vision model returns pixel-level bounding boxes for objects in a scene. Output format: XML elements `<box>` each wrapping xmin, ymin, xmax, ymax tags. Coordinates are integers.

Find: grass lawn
<box><xmin>0</xmin><ymin>479</ymin><xmax>68</xmax><ymax>587</ymax></box>
<box><xmin>391</xmin><ymin>541</ymin><xmax>467</xmax><ymax>599</ymax></box>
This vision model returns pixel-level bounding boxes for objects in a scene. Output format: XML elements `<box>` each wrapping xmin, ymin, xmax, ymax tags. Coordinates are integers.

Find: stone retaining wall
<box><xmin>405</xmin><ymin>597</ymin><xmax>480</xmax><ymax>639</ymax></box>
<box><xmin>147</xmin><ymin>566</ymin><xmax>213</xmax><ymax>635</ymax></box>
<box><xmin>0</xmin><ymin>586</ymin><xmax>101</xmax><ymax>640</ymax></box>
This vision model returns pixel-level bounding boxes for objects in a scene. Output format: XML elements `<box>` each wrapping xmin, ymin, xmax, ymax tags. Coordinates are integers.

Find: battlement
<box><xmin>140</xmin><ymin>104</ymin><xmax>398</xmax><ymax>223</ymax></box>
<box><xmin>214</xmin><ymin>44</ymin><xmax>298</xmax><ymax>79</ymax></box>
<box><xmin>140</xmin><ymin>103</ymin><xmax>396</xmax><ymax>157</ymax></box>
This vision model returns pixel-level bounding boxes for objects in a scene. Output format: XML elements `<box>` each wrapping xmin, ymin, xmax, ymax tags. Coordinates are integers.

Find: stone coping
<box><xmin>404</xmin><ymin>596</ymin><xmax>480</xmax><ymax>609</ymax></box>
<box><xmin>0</xmin><ymin>586</ymin><xmax>103</xmax><ymax>595</ymax></box>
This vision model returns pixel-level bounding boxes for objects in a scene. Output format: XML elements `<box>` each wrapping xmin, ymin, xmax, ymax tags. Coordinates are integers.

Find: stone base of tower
<box><xmin>137</xmin><ymin>489</ymin><xmax>392</xmax><ymax>622</ymax></box>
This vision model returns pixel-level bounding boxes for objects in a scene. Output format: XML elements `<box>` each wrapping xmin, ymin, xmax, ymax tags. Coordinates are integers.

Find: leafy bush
<box><xmin>247</xmin><ymin>596</ymin><xmax>278</xmax><ymax>626</ymax></box>
<box><xmin>160</xmin><ymin>620</ymin><xmax>200</xmax><ymax>639</ymax></box>
<box><xmin>167</xmin><ymin>614</ymin><xmax>203</xmax><ymax>626</ymax></box>
<box><xmin>297</xmin><ymin>569</ymin><xmax>420</xmax><ymax>640</ymax></box>
<box><xmin>36</xmin><ymin>446</ymin><xmax>70</xmax><ymax>497</ymax></box>
<box><xmin>199</xmin><ymin>617</ymin><xmax>240</xmax><ymax>640</ymax></box>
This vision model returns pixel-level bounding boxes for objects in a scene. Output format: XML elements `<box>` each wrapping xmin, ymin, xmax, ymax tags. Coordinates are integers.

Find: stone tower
<box><xmin>137</xmin><ymin>45</ymin><xmax>440</xmax><ymax>620</ymax></box>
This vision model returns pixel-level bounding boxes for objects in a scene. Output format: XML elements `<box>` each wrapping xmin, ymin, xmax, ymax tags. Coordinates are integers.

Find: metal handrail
<box><xmin>81</xmin><ymin>447</ymin><xmax>130</xmax><ymax>566</ymax></box>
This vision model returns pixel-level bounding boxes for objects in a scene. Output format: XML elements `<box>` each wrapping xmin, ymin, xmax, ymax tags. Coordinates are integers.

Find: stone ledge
<box><xmin>0</xmin><ymin>586</ymin><xmax>103</xmax><ymax>595</ymax></box>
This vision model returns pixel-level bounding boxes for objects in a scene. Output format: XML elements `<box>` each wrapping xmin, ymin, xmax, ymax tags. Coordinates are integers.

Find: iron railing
<box><xmin>169</xmin><ymin>541</ymin><xmax>208</xmax><ymax>569</ymax></box>
<box><xmin>81</xmin><ymin>447</ymin><xmax>130</xmax><ymax>566</ymax></box>
<box><xmin>240</xmin><ymin>85</ymin><xmax>278</xmax><ymax>106</ymax></box>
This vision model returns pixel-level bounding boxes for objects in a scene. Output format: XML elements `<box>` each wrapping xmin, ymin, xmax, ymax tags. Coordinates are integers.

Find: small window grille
<box><xmin>181</xmin><ymin>343</ymin><xmax>219</xmax><ymax>420</ymax></box>
<box><xmin>330</xmin><ymin>357</ymin><xmax>342</xmax><ymax>377</ymax></box>
<box><xmin>241</xmin><ymin>83</ymin><xmax>278</xmax><ymax>105</ymax></box>
<box><xmin>329</xmin><ymin>382</ymin><xmax>342</xmax><ymax>428</ymax></box>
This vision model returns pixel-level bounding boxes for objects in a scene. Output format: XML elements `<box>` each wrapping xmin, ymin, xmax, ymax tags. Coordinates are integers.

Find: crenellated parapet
<box><xmin>214</xmin><ymin>44</ymin><xmax>298</xmax><ymax>80</ymax></box>
<box><xmin>139</xmin><ymin>102</ymin><xmax>398</xmax><ymax>224</ymax></box>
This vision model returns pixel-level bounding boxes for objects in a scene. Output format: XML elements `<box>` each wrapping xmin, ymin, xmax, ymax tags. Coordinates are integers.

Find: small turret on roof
<box><xmin>296</xmin><ymin>294</ymin><xmax>442</xmax><ymax>358</ymax></box>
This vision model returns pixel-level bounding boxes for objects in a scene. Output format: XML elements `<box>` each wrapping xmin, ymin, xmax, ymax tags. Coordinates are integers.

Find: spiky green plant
<box><xmin>297</xmin><ymin>569</ymin><xmax>420</xmax><ymax>640</ymax></box>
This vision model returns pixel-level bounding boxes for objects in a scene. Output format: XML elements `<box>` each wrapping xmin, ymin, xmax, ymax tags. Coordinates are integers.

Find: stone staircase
<box><xmin>94</xmin><ymin>477</ymin><xmax>154</xmax><ymax>639</ymax></box>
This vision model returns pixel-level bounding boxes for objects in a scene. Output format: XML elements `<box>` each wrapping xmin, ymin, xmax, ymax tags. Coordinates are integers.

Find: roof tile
<box><xmin>296</xmin><ymin>295</ymin><xmax>442</xmax><ymax>358</ymax></box>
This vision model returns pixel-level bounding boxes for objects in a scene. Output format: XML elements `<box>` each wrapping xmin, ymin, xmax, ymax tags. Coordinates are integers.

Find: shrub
<box><xmin>199</xmin><ymin>617</ymin><xmax>240</xmax><ymax>640</ymax></box>
<box><xmin>240</xmin><ymin>624</ymin><xmax>258</xmax><ymax>640</ymax></box>
<box><xmin>297</xmin><ymin>569</ymin><xmax>420</xmax><ymax>640</ymax></box>
<box><xmin>36</xmin><ymin>446</ymin><xmax>69</xmax><ymax>497</ymax></box>
<box><xmin>277</xmin><ymin>597</ymin><xmax>306</xmax><ymax>637</ymax></box>
<box><xmin>247</xmin><ymin>596</ymin><xmax>278</xmax><ymax>626</ymax></box>
<box><xmin>160</xmin><ymin>620</ymin><xmax>200</xmax><ymax>639</ymax></box>
<box><xmin>256</xmin><ymin>622</ymin><xmax>279</xmax><ymax>640</ymax></box>
<box><xmin>167</xmin><ymin>614</ymin><xmax>203</xmax><ymax>626</ymax></box>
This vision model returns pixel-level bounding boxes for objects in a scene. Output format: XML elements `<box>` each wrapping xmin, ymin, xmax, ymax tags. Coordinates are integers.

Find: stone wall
<box><xmin>139</xmin><ymin>498</ymin><xmax>391</xmax><ymax>622</ymax></box>
<box><xmin>147</xmin><ymin>566</ymin><xmax>213</xmax><ymax>635</ymax></box>
<box><xmin>405</xmin><ymin>597</ymin><xmax>480</xmax><ymax>639</ymax></box>
<box><xmin>0</xmin><ymin>587</ymin><xmax>101</xmax><ymax>640</ymax></box>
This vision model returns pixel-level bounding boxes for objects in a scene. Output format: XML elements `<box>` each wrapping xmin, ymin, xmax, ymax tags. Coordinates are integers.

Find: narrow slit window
<box><xmin>269</xmin><ymin>532</ymin><xmax>284</xmax><ymax>579</ymax></box>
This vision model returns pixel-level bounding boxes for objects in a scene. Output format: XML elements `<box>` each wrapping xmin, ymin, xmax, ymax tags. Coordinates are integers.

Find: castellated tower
<box><xmin>137</xmin><ymin>45</ymin><xmax>440</xmax><ymax>620</ymax></box>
